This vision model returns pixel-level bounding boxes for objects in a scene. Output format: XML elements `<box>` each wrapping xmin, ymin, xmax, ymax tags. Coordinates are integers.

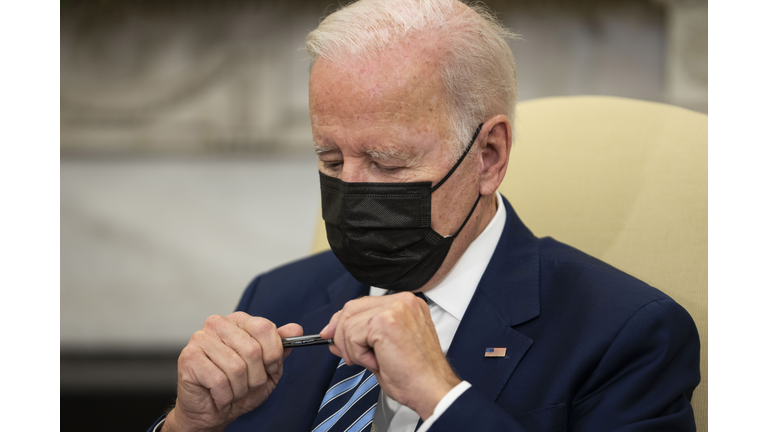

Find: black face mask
<box><xmin>320</xmin><ymin>124</ymin><xmax>483</xmax><ymax>292</ymax></box>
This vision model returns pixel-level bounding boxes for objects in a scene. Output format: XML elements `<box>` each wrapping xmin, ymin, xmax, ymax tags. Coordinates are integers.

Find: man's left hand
<box><xmin>319</xmin><ymin>292</ymin><xmax>461</xmax><ymax>419</ymax></box>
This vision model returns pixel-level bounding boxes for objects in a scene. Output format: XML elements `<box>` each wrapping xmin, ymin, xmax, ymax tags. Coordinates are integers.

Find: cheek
<box><xmin>430</xmin><ymin>187</ymin><xmax>472</xmax><ymax>235</ymax></box>
<box><xmin>430</xmin><ymin>160</ymin><xmax>481</xmax><ymax>231</ymax></box>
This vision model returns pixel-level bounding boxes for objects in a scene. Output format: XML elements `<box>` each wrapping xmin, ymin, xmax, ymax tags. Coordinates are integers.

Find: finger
<box><xmin>229</xmin><ymin>314</ymin><xmax>284</xmax><ymax>377</ymax></box>
<box><xmin>342</xmin><ymin>309</ymin><xmax>380</xmax><ymax>371</ymax></box>
<box><xmin>194</xmin><ymin>328</ymin><xmax>250</xmax><ymax>402</ymax></box>
<box><xmin>209</xmin><ymin>314</ymin><xmax>272</xmax><ymax>390</ymax></box>
<box><xmin>335</xmin><ymin>297</ymin><xmax>387</xmax><ymax>364</ymax></box>
<box><xmin>321</xmin><ymin>296</ymin><xmax>385</xmax><ymax>340</ymax></box>
<box><xmin>277</xmin><ymin>323</ymin><xmax>303</xmax><ymax>337</ymax></box>
<box><xmin>181</xmin><ymin>339</ymin><xmax>236</xmax><ymax>412</ymax></box>
<box><xmin>396</xmin><ymin>292</ymin><xmax>431</xmax><ymax>314</ymax></box>
<box><xmin>320</xmin><ymin>310</ymin><xmax>341</xmax><ymax>340</ymax></box>
<box><xmin>334</xmin><ymin>307</ymin><xmax>353</xmax><ymax>365</ymax></box>
<box><xmin>338</xmin><ymin>296</ymin><xmax>389</xmax><ymax>316</ymax></box>
<box><xmin>327</xmin><ymin>343</ymin><xmax>343</xmax><ymax>359</ymax></box>
<box><xmin>277</xmin><ymin>323</ymin><xmax>303</xmax><ymax>360</ymax></box>
<box><xmin>322</xmin><ymin>314</ymin><xmax>343</xmax><ymax>359</ymax></box>
<box><xmin>325</xmin><ymin>296</ymin><xmax>397</xmax><ymax>363</ymax></box>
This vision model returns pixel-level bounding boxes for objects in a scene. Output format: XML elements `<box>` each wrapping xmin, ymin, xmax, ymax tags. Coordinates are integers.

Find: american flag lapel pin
<box><xmin>485</xmin><ymin>347</ymin><xmax>507</xmax><ymax>358</ymax></box>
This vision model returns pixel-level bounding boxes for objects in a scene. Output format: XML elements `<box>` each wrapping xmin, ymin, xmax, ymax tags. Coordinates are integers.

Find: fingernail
<box><xmin>223</xmin><ymin>404</ymin><xmax>231</xmax><ymax>413</ymax></box>
<box><xmin>268</xmin><ymin>363</ymin><xmax>279</xmax><ymax>374</ymax></box>
<box><xmin>320</xmin><ymin>324</ymin><xmax>329</xmax><ymax>335</ymax></box>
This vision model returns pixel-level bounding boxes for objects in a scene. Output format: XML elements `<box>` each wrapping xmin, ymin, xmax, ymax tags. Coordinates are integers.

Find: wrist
<box><xmin>162</xmin><ymin>409</ymin><xmax>186</xmax><ymax>432</ymax></box>
<box><xmin>412</xmin><ymin>374</ymin><xmax>462</xmax><ymax>419</ymax></box>
<box><xmin>163</xmin><ymin>408</ymin><xmax>227</xmax><ymax>432</ymax></box>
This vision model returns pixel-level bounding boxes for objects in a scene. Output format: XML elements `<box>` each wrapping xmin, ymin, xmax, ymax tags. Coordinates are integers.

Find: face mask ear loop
<box><xmin>430</xmin><ymin>123</ymin><xmax>484</xmax><ymax>193</ymax></box>
<box><xmin>447</xmin><ymin>193</ymin><xmax>482</xmax><ymax>238</ymax></box>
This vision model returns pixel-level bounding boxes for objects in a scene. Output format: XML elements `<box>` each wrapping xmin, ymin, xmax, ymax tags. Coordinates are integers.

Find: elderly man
<box><xmin>150</xmin><ymin>0</ymin><xmax>700</xmax><ymax>431</ymax></box>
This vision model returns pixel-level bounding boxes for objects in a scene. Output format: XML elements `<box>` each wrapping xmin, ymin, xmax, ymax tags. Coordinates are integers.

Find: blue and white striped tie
<box><xmin>311</xmin><ymin>292</ymin><xmax>429</xmax><ymax>432</ymax></box>
<box><xmin>310</xmin><ymin>359</ymin><xmax>379</xmax><ymax>432</ymax></box>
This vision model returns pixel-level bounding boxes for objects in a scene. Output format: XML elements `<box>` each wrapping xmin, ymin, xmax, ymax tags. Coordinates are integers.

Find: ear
<box><xmin>477</xmin><ymin>114</ymin><xmax>512</xmax><ymax>196</ymax></box>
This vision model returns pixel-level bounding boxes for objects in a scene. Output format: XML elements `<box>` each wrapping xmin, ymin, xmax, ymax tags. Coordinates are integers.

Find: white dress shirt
<box><xmin>369</xmin><ymin>191</ymin><xmax>506</xmax><ymax>432</ymax></box>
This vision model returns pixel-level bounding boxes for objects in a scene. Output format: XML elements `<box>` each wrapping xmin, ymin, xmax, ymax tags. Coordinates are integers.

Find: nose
<box><xmin>340</xmin><ymin>160</ymin><xmax>373</xmax><ymax>183</ymax></box>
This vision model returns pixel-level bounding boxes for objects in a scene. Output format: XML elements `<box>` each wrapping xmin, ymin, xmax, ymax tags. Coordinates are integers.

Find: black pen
<box><xmin>282</xmin><ymin>334</ymin><xmax>334</xmax><ymax>348</ymax></box>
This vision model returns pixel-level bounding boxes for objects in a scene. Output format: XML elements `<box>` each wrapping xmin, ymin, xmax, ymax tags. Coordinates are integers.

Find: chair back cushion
<box><xmin>503</xmin><ymin>96</ymin><xmax>707</xmax><ymax>431</ymax></box>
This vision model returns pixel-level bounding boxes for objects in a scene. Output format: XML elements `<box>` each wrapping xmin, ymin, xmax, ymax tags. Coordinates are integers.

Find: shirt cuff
<box><xmin>416</xmin><ymin>381</ymin><xmax>472</xmax><ymax>432</ymax></box>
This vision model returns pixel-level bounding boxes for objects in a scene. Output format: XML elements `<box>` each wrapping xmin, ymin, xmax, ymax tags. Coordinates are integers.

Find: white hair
<box><xmin>305</xmin><ymin>0</ymin><xmax>519</xmax><ymax>159</ymax></box>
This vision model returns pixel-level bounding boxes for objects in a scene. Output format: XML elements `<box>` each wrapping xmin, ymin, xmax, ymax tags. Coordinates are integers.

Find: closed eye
<box><xmin>322</xmin><ymin>161</ymin><xmax>343</xmax><ymax>171</ymax></box>
<box><xmin>372</xmin><ymin>162</ymin><xmax>405</xmax><ymax>174</ymax></box>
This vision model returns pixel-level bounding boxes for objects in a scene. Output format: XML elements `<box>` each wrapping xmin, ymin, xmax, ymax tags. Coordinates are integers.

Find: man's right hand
<box><xmin>163</xmin><ymin>312</ymin><xmax>303</xmax><ymax>432</ymax></box>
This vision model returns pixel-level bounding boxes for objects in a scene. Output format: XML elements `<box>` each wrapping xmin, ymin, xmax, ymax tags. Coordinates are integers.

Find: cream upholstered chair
<box><xmin>310</xmin><ymin>96</ymin><xmax>708</xmax><ymax>432</ymax></box>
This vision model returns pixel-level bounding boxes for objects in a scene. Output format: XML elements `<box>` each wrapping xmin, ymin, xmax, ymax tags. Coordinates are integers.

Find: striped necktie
<box><xmin>311</xmin><ymin>292</ymin><xmax>430</xmax><ymax>432</ymax></box>
<box><xmin>310</xmin><ymin>358</ymin><xmax>379</xmax><ymax>432</ymax></box>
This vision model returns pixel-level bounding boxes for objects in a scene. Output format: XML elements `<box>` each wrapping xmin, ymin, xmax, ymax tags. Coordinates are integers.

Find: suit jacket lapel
<box><xmin>300</xmin><ymin>271</ymin><xmax>368</xmax><ymax>334</ymax></box>
<box><xmin>445</xmin><ymin>197</ymin><xmax>540</xmax><ymax>402</ymax></box>
<box><xmin>289</xmin><ymin>270</ymin><xmax>368</xmax><ymax>388</ymax></box>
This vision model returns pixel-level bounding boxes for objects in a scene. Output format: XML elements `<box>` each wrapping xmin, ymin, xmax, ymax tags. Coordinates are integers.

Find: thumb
<box><xmin>277</xmin><ymin>323</ymin><xmax>303</xmax><ymax>337</ymax></box>
<box><xmin>277</xmin><ymin>323</ymin><xmax>303</xmax><ymax>359</ymax></box>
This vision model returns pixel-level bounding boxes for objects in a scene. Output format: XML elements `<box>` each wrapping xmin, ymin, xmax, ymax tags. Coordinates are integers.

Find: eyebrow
<box><xmin>366</xmin><ymin>148</ymin><xmax>412</xmax><ymax>161</ymax></box>
<box><xmin>314</xmin><ymin>144</ymin><xmax>414</xmax><ymax>162</ymax></box>
<box><xmin>313</xmin><ymin>144</ymin><xmax>335</xmax><ymax>155</ymax></box>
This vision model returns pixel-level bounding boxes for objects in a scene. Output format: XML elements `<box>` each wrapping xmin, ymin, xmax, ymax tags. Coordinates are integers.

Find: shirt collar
<box><xmin>371</xmin><ymin>192</ymin><xmax>506</xmax><ymax>321</ymax></box>
<box><xmin>424</xmin><ymin>191</ymin><xmax>506</xmax><ymax>321</ymax></box>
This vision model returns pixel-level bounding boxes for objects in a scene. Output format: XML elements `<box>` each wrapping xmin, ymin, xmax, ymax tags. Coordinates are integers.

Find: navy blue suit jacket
<box><xmin>152</xmin><ymin>196</ymin><xmax>700</xmax><ymax>431</ymax></box>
